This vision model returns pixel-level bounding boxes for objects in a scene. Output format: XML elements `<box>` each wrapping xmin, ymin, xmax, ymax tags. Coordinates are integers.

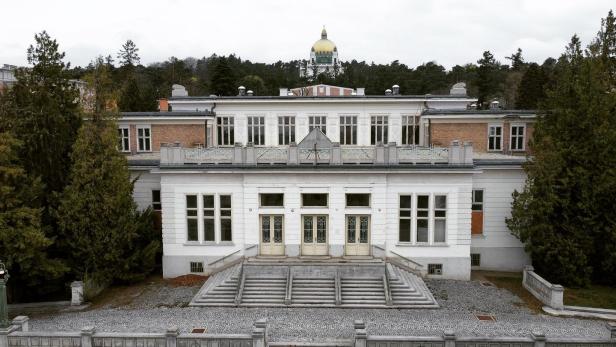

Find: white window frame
<box><xmin>185</xmin><ymin>194</ymin><xmax>199</xmax><ymax>242</ymax></box>
<box><xmin>118</xmin><ymin>126</ymin><xmax>130</xmax><ymax>152</ymax></box>
<box><xmin>278</xmin><ymin>116</ymin><xmax>296</xmax><ymax>145</ymax></box>
<box><xmin>472</xmin><ymin>189</ymin><xmax>484</xmax><ymax>212</ymax></box>
<box><xmin>401</xmin><ymin>115</ymin><xmax>420</xmax><ymax>145</ymax></box>
<box><xmin>247</xmin><ymin>116</ymin><xmax>265</xmax><ymax>146</ymax></box>
<box><xmin>370</xmin><ymin>115</ymin><xmax>389</xmax><ymax>145</ymax></box>
<box><xmin>510</xmin><ymin>123</ymin><xmax>526</xmax><ymax>151</ymax></box>
<box><xmin>152</xmin><ymin>190</ymin><xmax>161</xmax><ymax>212</ymax></box>
<box><xmin>184</xmin><ymin>193</ymin><xmax>233</xmax><ymax>244</ymax></box>
<box><xmin>202</xmin><ymin>194</ymin><xmax>215</xmax><ymax>242</ymax></box>
<box><xmin>398</xmin><ymin>195</ymin><xmax>413</xmax><ymax>243</ymax></box>
<box><xmin>488</xmin><ymin>124</ymin><xmax>503</xmax><ymax>151</ymax></box>
<box><xmin>339</xmin><ymin>115</ymin><xmax>357</xmax><ymax>145</ymax></box>
<box><xmin>433</xmin><ymin>195</ymin><xmax>447</xmax><ymax>243</ymax></box>
<box><xmin>137</xmin><ymin>125</ymin><xmax>151</xmax><ymax>152</ymax></box>
<box><xmin>309</xmin><ymin>115</ymin><xmax>327</xmax><ymax>135</ymax></box>
<box><xmin>217</xmin><ymin>117</ymin><xmax>235</xmax><ymax>146</ymax></box>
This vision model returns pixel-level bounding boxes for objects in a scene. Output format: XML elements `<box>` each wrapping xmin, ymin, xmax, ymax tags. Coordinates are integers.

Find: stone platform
<box><xmin>190</xmin><ymin>258</ymin><xmax>438</xmax><ymax>308</ymax></box>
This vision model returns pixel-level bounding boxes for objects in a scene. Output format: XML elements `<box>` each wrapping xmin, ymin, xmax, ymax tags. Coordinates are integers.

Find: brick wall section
<box><xmin>430</xmin><ymin>121</ymin><xmax>534</xmax><ymax>154</ymax></box>
<box><xmin>431</xmin><ymin>123</ymin><xmax>488</xmax><ymax>152</ymax></box>
<box><xmin>151</xmin><ymin>124</ymin><xmax>206</xmax><ymax>151</ymax></box>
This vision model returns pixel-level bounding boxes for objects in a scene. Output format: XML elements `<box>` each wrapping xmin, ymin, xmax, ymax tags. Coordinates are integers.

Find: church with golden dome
<box><xmin>300</xmin><ymin>27</ymin><xmax>343</xmax><ymax>79</ymax></box>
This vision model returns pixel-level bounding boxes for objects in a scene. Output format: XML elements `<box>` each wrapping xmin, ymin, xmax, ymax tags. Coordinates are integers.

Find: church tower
<box><xmin>300</xmin><ymin>27</ymin><xmax>342</xmax><ymax>79</ymax></box>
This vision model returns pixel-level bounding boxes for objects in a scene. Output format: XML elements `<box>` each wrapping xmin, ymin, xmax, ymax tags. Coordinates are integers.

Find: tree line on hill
<box><xmin>65</xmin><ymin>41</ymin><xmax>557</xmax><ymax>111</ymax></box>
<box><xmin>0</xmin><ymin>10</ymin><xmax>614</xmax><ymax>303</ymax></box>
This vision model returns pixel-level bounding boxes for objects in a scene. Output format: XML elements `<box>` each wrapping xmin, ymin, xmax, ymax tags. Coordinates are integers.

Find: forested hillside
<box><xmin>67</xmin><ymin>44</ymin><xmax>556</xmax><ymax>111</ymax></box>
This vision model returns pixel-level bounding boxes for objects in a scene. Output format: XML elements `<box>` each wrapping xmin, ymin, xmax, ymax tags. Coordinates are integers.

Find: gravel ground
<box><xmin>26</xmin><ymin>278</ymin><xmax>611</xmax><ymax>341</ymax></box>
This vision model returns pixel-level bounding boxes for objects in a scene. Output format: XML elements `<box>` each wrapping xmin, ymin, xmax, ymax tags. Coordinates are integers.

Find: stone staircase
<box><xmin>190</xmin><ymin>260</ymin><xmax>438</xmax><ymax>308</ymax></box>
<box><xmin>190</xmin><ymin>263</ymin><xmax>241</xmax><ymax>306</ymax></box>
<box><xmin>240</xmin><ymin>276</ymin><xmax>287</xmax><ymax>306</ymax></box>
<box><xmin>291</xmin><ymin>277</ymin><xmax>336</xmax><ymax>307</ymax></box>
<box><xmin>340</xmin><ymin>277</ymin><xmax>386</xmax><ymax>307</ymax></box>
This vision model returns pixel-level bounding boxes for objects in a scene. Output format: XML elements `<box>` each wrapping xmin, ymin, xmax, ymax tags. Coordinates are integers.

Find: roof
<box><xmin>422</xmin><ymin>109</ymin><xmax>537</xmax><ymax>115</ymax></box>
<box><xmin>121</xmin><ymin>111</ymin><xmax>214</xmax><ymax>117</ymax></box>
<box><xmin>169</xmin><ymin>94</ymin><xmax>476</xmax><ymax>101</ymax></box>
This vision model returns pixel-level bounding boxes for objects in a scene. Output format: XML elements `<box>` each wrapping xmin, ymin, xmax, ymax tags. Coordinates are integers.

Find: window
<box><xmin>309</xmin><ymin>116</ymin><xmax>327</xmax><ymax>134</ymax></box>
<box><xmin>137</xmin><ymin>126</ymin><xmax>151</xmax><ymax>152</ymax></box>
<box><xmin>488</xmin><ymin>125</ymin><xmax>502</xmax><ymax>151</ymax></box>
<box><xmin>346</xmin><ymin>193</ymin><xmax>370</xmax><ymax>207</ymax></box>
<box><xmin>471</xmin><ymin>253</ymin><xmax>481</xmax><ymax>267</ymax></box>
<box><xmin>186</xmin><ymin>195</ymin><xmax>198</xmax><ymax>241</ymax></box>
<box><xmin>220</xmin><ymin>195</ymin><xmax>232</xmax><ymax>241</ymax></box>
<box><xmin>118</xmin><ymin>127</ymin><xmax>130</xmax><ymax>152</ymax></box>
<box><xmin>247</xmin><ymin>116</ymin><xmax>265</xmax><ymax>145</ymax></box>
<box><xmin>203</xmin><ymin>195</ymin><xmax>215</xmax><ymax>241</ymax></box>
<box><xmin>401</xmin><ymin>115</ymin><xmax>420</xmax><ymax>145</ymax></box>
<box><xmin>152</xmin><ymin>190</ymin><xmax>161</xmax><ymax>211</ymax></box>
<box><xmin>472</xmin><ymin>189</ymin><xmax>484</xmax><ymax>235</ymax></box>
<box><xmin>399</xmin><ymin>195</ymin><xmax>412</xmax><ymax>242</ymax></box>
<box><xmin>339</xmin><ymin>116</ymin><xmax>357</xmax><ymax>145</ymax></box>
<box><xmin>190</xmin><ymin>262</ymin><xmax>204</xmax><ymax>273</ymax></box>
<box><xmin>510</xmin><ymin>124</ymin><xmax>525</xmax><ymax>151</ymax></box>
<box><xmin>472</xmin><ymin>190</ymin><xmax>484</xmax><ymax>211</ymax></box>
<box><xmin>428</xmin><ymin>264</ymin><xmax>443</xmax><ymax>275</ymax></box>
<box><xmin>278</xmin><ymin>116</ymin><xmax>296</xmax><ymax>145</ymax></box>
<box><xmin>302</xmin><ymin>193</ymin><xmax>328</xmax><ymax>207</ymax></box>
<box><xmin>416</xmin><ymin>195</ymin><xmax>429</xmax><ymax>243</ymax></box>
<box><xmin>371</xmin><ymin>115</ymin><xmax>388</xmax><ymax>145</ymax></box>
<box><xmin>217</xmin><ymin>117</ymin><xmax>234</xmax><ymax>146</ymax></box>
<box><xmin>434</xmin><ymin>195</ymin><xmax>447</xmax><ymax>243</ymax></box>
<box><xmin>260</xmin><ymin>193</ymin><xmax>284</xmax><ymax>207</ymax></box>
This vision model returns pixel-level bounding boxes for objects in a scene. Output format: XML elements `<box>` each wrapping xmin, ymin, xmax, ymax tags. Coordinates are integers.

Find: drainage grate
<box><xmin>191</xmin><ymin>328</ymin><xmax>207</xmax><ymax>333</ymax></box>
<box><xmin>475</xmin><ymin>314</ymin><xmax>496</xmax><ymax>322</ymax></box>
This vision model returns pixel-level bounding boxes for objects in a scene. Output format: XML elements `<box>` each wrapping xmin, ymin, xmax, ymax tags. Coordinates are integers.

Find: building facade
<box><xmin>122</xmin><ymin>83</ymin><xmax>534</xmax><ymax>281</ymax></box>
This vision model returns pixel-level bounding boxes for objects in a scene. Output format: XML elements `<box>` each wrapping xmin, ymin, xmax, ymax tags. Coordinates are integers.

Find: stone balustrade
<box><xmin>523</xmin><ymin>265</ymin><xmax>564</xmax><ymax>310</ymax></box>
<box><xmin>2</xmin><ymin>317</ymin><xmax>615</xmax><ymax>347</ymax></box>
<box><xmin>160</xmin><ymin>141</ymin><xmax>473</xmax><ymax>167</ymax></box>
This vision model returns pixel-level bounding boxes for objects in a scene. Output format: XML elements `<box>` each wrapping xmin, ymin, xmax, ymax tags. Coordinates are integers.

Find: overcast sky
<box><xmin>1</xmin><ymin>0</ymin><xmax>614</xmax><ymax>69</ymax></box>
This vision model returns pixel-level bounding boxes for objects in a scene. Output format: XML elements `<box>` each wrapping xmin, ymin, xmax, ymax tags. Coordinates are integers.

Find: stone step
<box><xmin>341</xmin><ymin>299</ymin><xmax>386</xmax><ymax>304</ymax></box>
<box><xmin>241</xmin><ymin>298</ymin><xmax>285</xmax><ymax>303</ymax></box>
<box><xmin>292</xmin><ymin>299</ymin><xmax>336</xmax><ymax>304</ymax></box>
<box><xmin>293</xmin><ymin>294</ymin><xmax>336</xmax><ymax>298</ymax></box>
<box><xmin>292</xmin><ymin>287</ymin><xmax>335</xmax><ymax>291</ymax></box>
<box><xmin>341</xmin><ymin>287</ymin><xmax>383</xmax><ymax>292</ymax></box>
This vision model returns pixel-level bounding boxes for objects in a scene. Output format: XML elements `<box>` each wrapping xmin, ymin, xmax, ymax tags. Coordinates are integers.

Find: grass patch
<box><xmin>478</xmin><ymin>271</ymin><xmax>544</xmax><ymax>313</ymax></box>
<box><xmin>564</xmin><ymin>285</ymin><xmax>616</xmax><ymax>310</ymax></box>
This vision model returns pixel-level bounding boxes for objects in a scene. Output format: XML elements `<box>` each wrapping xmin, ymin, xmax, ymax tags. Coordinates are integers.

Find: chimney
<box><xmin>448</xmin><ymin>140</ymin><xmax>463</xmax><ymax>164</ymax></box>
<box><xmin>463</xmin><ymin>141</ymin><xmax>474</xmax><ymax>165</ymax></box>
<box><xmin>238</xmin><ymin>86</ymin><xmax>246</xmax><ymax>96</ymax></box>
<box><xmin>279</xmin><ymin>88</ymin><xmax>288</xmax><ymax>96</ymax></box>
<box><xmin>158</xmin><ymin>98</ymin><xmax>169</xmax><ymax>112</ymax></box>
<box><xmin>385</xmin><ymin>89</ymin><xmax>392</xmax><ymax>96</ymax></box>
<box><xmin>171</xmin><ymin>84</ymin><xmax>188</xmax><ymax>97</ymax></box>
<box><xmin>247</xmin><ymin>90</ymin><xmax>254</xmax><ymax>96</ymax></box>
<box><xmin>356</xmin><ymin>88</ymin><xmax>365</xmax><ymax>96</ymax></box>
<box><xmin>392</xmin><ymin>85</ymin><xmax>400</xmax><ymax>95</ymax></box>
<box><xmin>490</xmin><ymin>100</ymin><xmax>500</xmax><ymax>110</ymax></box>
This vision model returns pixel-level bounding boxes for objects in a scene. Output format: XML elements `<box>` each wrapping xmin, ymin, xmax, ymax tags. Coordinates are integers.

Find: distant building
<box><xmin>300</xmin><ymin>27</ymin><xmax>343</xmax><ymax>79</ymax></box>
<box><xmin>0</xmin><ymin>64</ymin><xmax>17</xmax><ymax>93</ymax></box>
<box><xmin>286</xmin><ymin>84</ymin><xmax>359</xmax><ymax>97</ymax></box>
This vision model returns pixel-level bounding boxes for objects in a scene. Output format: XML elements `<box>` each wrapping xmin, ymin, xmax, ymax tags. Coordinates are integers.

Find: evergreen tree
<box><xmin>210</xmin><ymin>58</ymin><xmax>236</xmax><ymax>96</ymax></box>
<box><xmin>515</xmin><ymin>63</ymin><xmax>547</xmax><ymax>109</ymax></box>
<box><xmin>0</xmin><ymin>31</ymin><xmax>82</xmax><ymax>235</ymax></box>
<box><xmin>0</xmin><ymin>132</ymin><xmax>67</xmax><ymax>301</ymax></box>
<box><xmin>117</xmin><ymin>39</ymin><xmax>140</xmax><ymax>68</ymax></box>
<box><xmin>506</xmin><ymin>48</ymin><xmax>525</xmax><ymax>71</ymax></box>
<box><xmin>476</xmin><ymin>51</ymin><xmax>500</xmax><ymax>107</ymax></box>
<box><xmin>507</xmin><ymin>21</ymin><xmax>616</xmax><ymax>287</ymax></box>
<box><xmin>56</xmin><ymin>116</ymin><xmax>160</xmax><ymax>289</ymax></box>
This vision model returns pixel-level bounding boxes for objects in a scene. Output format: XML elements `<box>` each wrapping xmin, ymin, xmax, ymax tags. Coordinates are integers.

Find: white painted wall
<box><xmin>168</xmin><ymin>99</ymin><xmax>470</xmax><ymax>146</ymax></box>
<box><xmin>158</xmin><ymin>170</ymin><xmax>474</xmax><ymax>279</ymax></box>
<box><xmin>131</xmin><ymin>170</ymin><xmax>160</xmax><ymax>211</ymax></box>
<box><xmin>471</xmin><ymin>168</ymin><xmax>531</xmax><ymax>271</ymax></box>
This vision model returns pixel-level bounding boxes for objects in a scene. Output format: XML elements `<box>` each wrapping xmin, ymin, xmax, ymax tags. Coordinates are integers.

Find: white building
<box><xmin>123</xmin><ymin>83</ymin><xmax>534</xmax><ymax>281</ymax></box>
<box><xmin>300</xmin><ymin>27</ymin><xmax>342</xmax><ymax>79</ymax></box>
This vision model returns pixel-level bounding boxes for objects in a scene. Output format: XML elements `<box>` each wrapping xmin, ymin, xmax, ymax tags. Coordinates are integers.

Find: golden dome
<box><xmin>311</xmin><ymin>27</ymin><xmax>337</xmax><ymax>53</ymax></box>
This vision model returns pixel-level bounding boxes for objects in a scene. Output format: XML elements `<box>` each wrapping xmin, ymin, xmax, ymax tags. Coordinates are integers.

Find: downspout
<box><xmin>205</xmin><ymin>102</ymin><xmax>217</xmax><ymax>148</ymax></box>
